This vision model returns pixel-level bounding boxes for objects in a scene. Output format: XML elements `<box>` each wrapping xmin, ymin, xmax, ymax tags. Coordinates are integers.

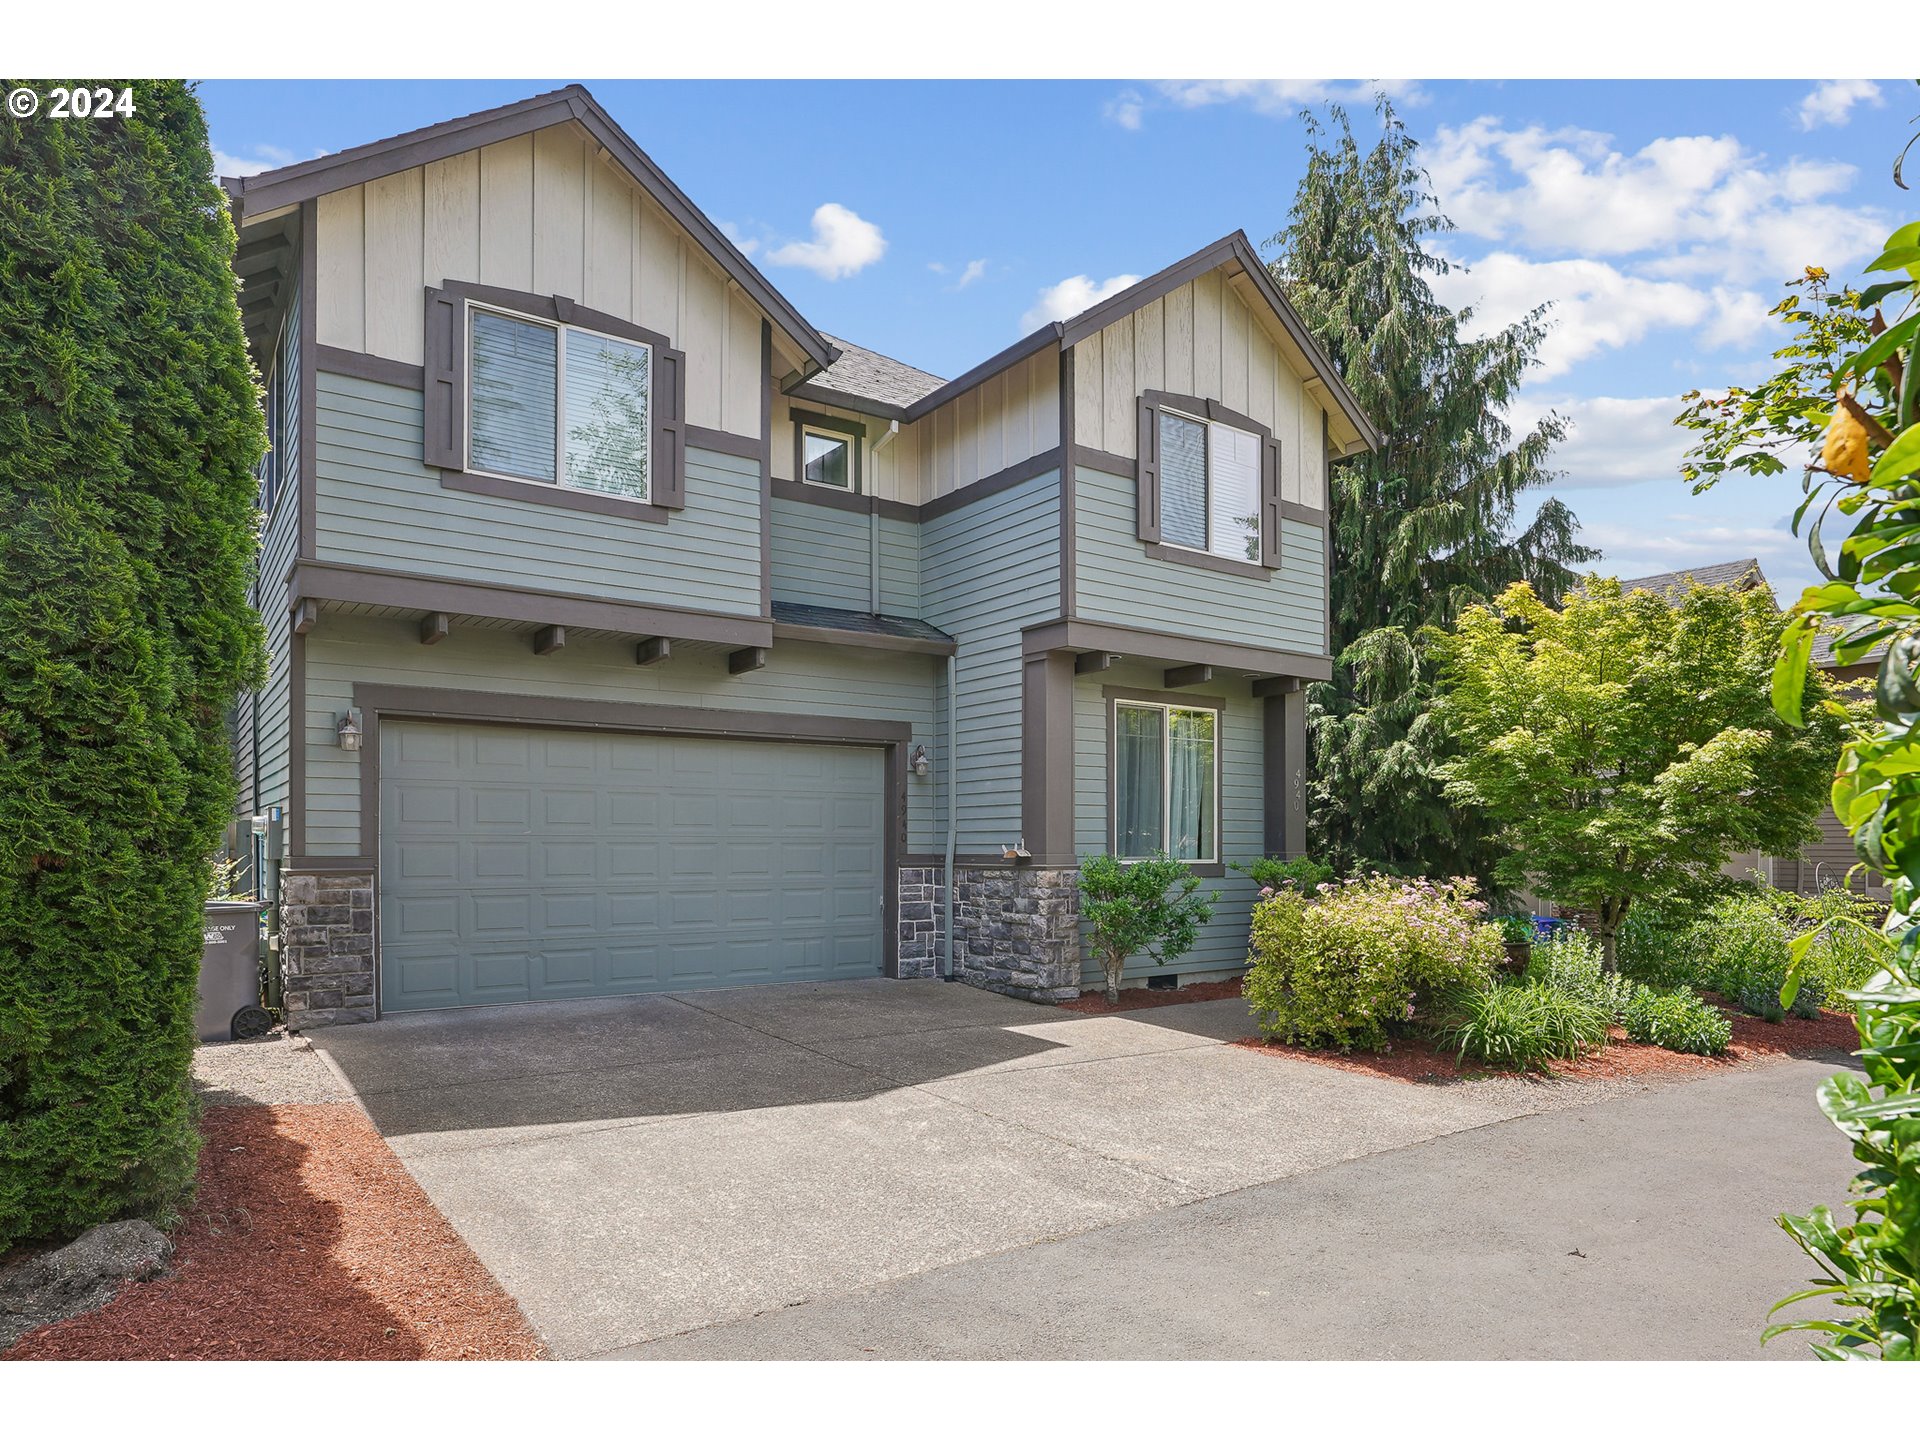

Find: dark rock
<box><xmin>1</xmin><ymin>1220</ymin><xmax>172</xmax><ymax>1351</ymax></box>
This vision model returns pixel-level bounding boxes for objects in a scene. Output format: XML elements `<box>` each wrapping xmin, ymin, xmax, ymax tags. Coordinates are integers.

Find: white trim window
<box><xmin>1112</xmin><ymin>699</ymin><xmax>1219</xmax><ymax>863</ymax></box>
<box><xmin>466</xmin><ymin>302</ymin><xmax>652</xmax><ymax>501</ymax></box>
<box><xmin>800</xmin><ymin>425</ymin><xmax>854</xmax><ymax>490</ymax></box>
<box><xmin>1157</xmin><ymin>407</ymin><xmax>1262</xmax><ymax>564</ymax></box>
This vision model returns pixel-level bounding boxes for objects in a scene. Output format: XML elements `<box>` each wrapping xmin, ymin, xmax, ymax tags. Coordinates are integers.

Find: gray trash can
<box><xmin>198</xmin><ymin>901</ymin><xmax>265</xmax><ymax>1043</ymax></box>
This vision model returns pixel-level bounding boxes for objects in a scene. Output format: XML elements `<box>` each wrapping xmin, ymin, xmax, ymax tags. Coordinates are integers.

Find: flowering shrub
<box><xmin>1245</xmin><ymin>875</ymin><xmax>1503</xmax><ymax>1051</ymax></box>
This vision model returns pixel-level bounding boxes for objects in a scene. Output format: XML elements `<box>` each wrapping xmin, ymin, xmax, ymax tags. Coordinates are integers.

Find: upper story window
<box><xmin>423</xmin><ymin>282</ymin><xmax>688</xmax><ymax>516</ymax></box>
<box><xmin>790</xmin><ymin>408</ymin><xmax>864</xmax><ymax>495</ymax></box>
<box><xmin>468</xmin><ymin>304</ymin><xmax>651</xmax><ymax>501</ymax></box>
<box><xmin>1136</xmin><ymin>390</ymin><xmax>1283</xmax><ymax>576</ymax></box>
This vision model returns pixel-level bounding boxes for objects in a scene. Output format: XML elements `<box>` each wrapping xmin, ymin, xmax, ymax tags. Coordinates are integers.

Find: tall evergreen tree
<box><xmin>1268</xmin><ymin>101</ymin><xmax>1592</xmax><ymax>884</ymax></box>
<box><xmin>0</xmin><ymin>81</ymin><xmax>265</xmax><ymax>1243</ymax></box>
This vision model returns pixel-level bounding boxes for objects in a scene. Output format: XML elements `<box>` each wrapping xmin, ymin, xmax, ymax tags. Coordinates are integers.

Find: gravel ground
<box><xmin>192</xmin><ymin>1032</ymin><xmax>353</xmax><ymax>1107</ymax></box>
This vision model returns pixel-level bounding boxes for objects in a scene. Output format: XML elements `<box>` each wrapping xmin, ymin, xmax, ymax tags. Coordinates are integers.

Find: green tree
<box><xmin>1431</xmin><ymin>578</ymin><xmax>1839</xmax><ymax>972</ymax></box>
<box><xmin>0</xmin><ymin>80</ymin><xmax>266</xmax><ymax>1244</ymax></box>
<box><xmin>1077</xmin><ymin>854</ymin><xmax>1215</xmax><ymax>1006</ymax></box>
<box><xmin>1269</xmin><ymin>101</ymin><xmax>1593</xmax><ymax>886</ymax></box>
<box><xmin>1732</xmin><ymin>213</ymin><xmax>1920</xmax><ymax>1361</ymax></box>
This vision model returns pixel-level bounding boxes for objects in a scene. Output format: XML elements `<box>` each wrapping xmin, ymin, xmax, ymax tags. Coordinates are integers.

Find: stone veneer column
<box><xmin>952</xmin><ymin>864</ymin><xmax>1081</xmax><ymax>1002</ymax></box>
<box><xmin>896</xmin><ymin>865</ymin><xmax>945</xmax><ymax>979</ymax></box>
<box><xmin>279</xmin><ymin>869</ymin><xmax>376</xmax><ymax>1029</ymax></box>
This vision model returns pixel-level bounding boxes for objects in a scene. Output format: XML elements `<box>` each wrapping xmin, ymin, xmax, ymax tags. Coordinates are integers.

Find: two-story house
<box><xmin>223</xmin><ymin>86</ymin><xmax>1379</xmax><ymax>1027</ymax></box>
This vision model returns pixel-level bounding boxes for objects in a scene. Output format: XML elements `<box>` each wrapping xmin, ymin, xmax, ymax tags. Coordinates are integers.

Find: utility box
<box><xmin>198</xmin><ymin>900</ymin><xmax>265</xmax><ymax>1043</ymax></box>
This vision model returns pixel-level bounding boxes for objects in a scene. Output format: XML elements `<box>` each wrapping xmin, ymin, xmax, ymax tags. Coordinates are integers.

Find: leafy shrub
<box><xmin>1237</xmin><ymin>855</ymin><xmax>1335</xmax><ymax>895</ymax></box>
<box><xmin>1527</xmin><ymin>928</ymin><xmax>1634</xmax><ymax>1022</ymax></box>
<box><xmin>1782</xmin><ymin>886</ymin><xmax>1892</xmax><ymax>995</ymax></box>
<box><xmin>1078</xmin><ymin>854</ymin><xmax>1216</xmax><ymax>1005</ymax></box>
<box><xmin>1623</xmin><ymin>986</ymin><xmax>1733</xmax><ymax>1056</ymax></box>
<box><xmin>1697</xmin><ymin>892</ymin><xmax>1826</xmax><ymax>1020</ymax></box>
<box><xmin>0</xmin><ymin>83</ymin><xmax>267</xmax><ymax>1245</ymax></box>
<box><xmin>1620</xmin><ymin>890</ymin><xmax>1850</xmax><ymax>1020</ymax></box>
<box><xmin>1495</xmin><ymin>914</ymin><xmax>1535</xmax><ymax>946</ymax></box>
<box><xmin>1245</xmin><ymin>875</ymin><xmax>1502</xmax><ymax>1051</ymax></box>
<box><xmin>1616</xmin><ymin>901</ymin><xmax>1701</xmax><ymax>990</ymax></box>
<box><xmin>1435</xmin><ymin>982</ymin><xmax>1611</xmax><ymax>1070</ymax></box>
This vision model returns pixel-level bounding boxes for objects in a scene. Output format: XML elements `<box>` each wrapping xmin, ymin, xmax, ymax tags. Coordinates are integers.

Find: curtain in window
<box><xmin>1167</xmin><ymin>708</ymin><xmax>1216</xmax><ymax>861</ymax></box>
<box><xmin>1158</xmin><ymin>410</ymin><xmax>1208</xmax><ymax>550</ymax></box>
<box><xmin>1206</xmin><ymin>422</ymin><xmax>1261</xmax><ymax>563</ymax></box>
<box><xmin>1114</xmin><ymin>705</ymin><xmax>1166</xmax><ymax>858</ymax></box>
<box><xmin>470</xmin><ymin>309</ymin><xmax>557</xmax><ymax>483</ymax></box>
<box><xmin>564</xmin><ymin>331</ymin><xmax>651</xmax><ymax>499</ymax></box>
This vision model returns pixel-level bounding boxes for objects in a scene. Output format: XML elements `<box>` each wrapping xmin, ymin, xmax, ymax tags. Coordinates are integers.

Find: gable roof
<box><xmin>221</xmin><ymin>85</ymin><xmax>836</xmax><ymax>372</ymax></box>
<box><xmin>1618</xmin><ymin>558</ymin><xmax>1768</xmax><ymax>599</ymax></box>
<box><xmin>789</xmin><ymin>232</ymin><xmax>1382</xmax><ymax>453</ymax></box>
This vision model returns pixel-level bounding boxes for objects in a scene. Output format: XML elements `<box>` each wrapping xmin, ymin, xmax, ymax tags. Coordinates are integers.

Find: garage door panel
<box><xmin>380</xmin><ymin>721</ymin><xmax>888</xmax><ymax>1010</ymax></box>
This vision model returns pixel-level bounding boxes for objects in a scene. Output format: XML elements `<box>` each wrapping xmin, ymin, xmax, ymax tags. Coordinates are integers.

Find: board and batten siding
<box><xmin>1070</xmin><ymin>269</ymin><xmax>1326</xmax><ymax>511</ymax></box>
<box><xmin>315</xmin><ymin>370</ymin><xmax>762</xmax><ymax>616</ymax></box>
<box><xmin>302</xmin><ymin>615</ymin><xmax>944</xmax><ymax>857</ymax></box>
<box><xmin>916</xmin><ymin>350</ymin><xmax>1058</xmax><ymax>503</ymax></box>
<box><xmin>1071</xmin><ymin>662</ymin><xmax>1262</xmax><ymax>983</ymax></box>
<box><xmin>314</xmin><ymin>126</ymin><xmax>767</xmax><ymax>436</ymax></box>
<box><xmin>920</xmin><ymin>470</ymin><xmax>1062</xmax><ymax>852</ymax></box>
<box><xmin>771</xmin><ymin>393</ymin><xmax>925</xmax><ymax>506</ymax></box>
<box><xmin>1075</xmin><ymin>465</ymin><xmax>1326</xmax><ymax>654</ymax></box>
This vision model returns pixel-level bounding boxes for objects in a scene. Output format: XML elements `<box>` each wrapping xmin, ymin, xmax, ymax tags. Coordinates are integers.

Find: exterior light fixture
<box><xmin>910</xmin><ymin>744</ymin><xmax>931</xmax><ymax>777</ymax></box>
<box><xmin>336</xmin><ymin>709</ymin><xmax>363</xmax><ymax>752</ymax></box>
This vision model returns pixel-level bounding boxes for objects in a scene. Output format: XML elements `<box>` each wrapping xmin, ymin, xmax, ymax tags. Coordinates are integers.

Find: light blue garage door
<box><xmin>379</xmin><ymin>721</ymin><xmax>886</xmax><ymax>1011</ymax></box>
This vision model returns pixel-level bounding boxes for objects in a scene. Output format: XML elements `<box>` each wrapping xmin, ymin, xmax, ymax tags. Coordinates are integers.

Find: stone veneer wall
<box><xmin>896</xmin><ymin>865</ymin><xmax>944</xmax><ymax>980</ymax></box>
<box><xmin>279</xmin><ymin>869</ymin><xmax>375</xmax><ymax>1029</ymax></box>
<box><xmin>952</xmin><ymin>864</ymin><xmax>1082</xmax><ymax>1002</ymax></box>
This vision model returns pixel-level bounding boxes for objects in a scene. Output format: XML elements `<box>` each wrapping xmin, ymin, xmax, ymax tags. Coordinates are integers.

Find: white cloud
<box><xmin>1426</xmin><ymin>117</ymin><xmax>1884</xmax><ymax>284</ymax></box>
<box><xmin>1797</xmin><ymin>79</ymin><xmax>1883</xmax><ymax>131</ymax></box>
<box><xmin>1520</xmin><ymin>393</ymin><xmax>1689</xmax><ymax>490</ymax></box>
<box><xmin>1155</xmin><ymin>79</ymin><xmax>1426</xmax><ymax>115</ymax></box>
<box><xmin>212</xmin><ymin>143</ymin><xmax>301</xmax><ymax>178</ymax></box>
<box><xmin>1021</xmin><ymin>273</ymin><xmax>1141</xmax><ymax>332</ymax></box>
<box><xmin>954</xmin><ymin>258</ymin><xmax>988</xmax><ymax>289</ymax></box>
<box><xmin>764</xmin><ymin>203</ymin><xmax>886</xmax><ymax>281</ymax></box>
<box><xmin>1103</xmin><ymin>89</ymin><xmax>1145</xmax><ymax>131</ymax></box>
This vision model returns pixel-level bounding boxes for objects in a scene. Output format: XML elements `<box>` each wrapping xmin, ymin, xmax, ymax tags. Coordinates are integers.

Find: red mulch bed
<box><xmin>4</xmin><ymin>1104</ymin><xmax>543</xmax><ymax>1361</ymax></box>
<box><xmin>1059</xmin><ymin>978</ymin><xmax>1248</xmax><ymax>1014</ymax></box>
<box><xmin>1232</xmin><ymin>1001</ymin><xmax>1862</xmax><ymax>1087</ymax></box>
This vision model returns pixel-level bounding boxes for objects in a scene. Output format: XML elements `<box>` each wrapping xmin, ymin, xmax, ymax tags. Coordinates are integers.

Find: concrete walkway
<box><xmin>310</xmin><ymin>981</ymin><xmax>1857</xmax><ymax>1360</ymax></box>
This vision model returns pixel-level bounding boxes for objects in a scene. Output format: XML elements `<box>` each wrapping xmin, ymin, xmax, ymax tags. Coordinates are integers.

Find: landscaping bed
<box><xmin>3</xmin><ymin>1102</ymin><xmax>542</xmax><ymax>1361</ymax></box>
<box><xmin>1234</xmin><ymin>1000</ymin><xmax>1859</xmax><ymax>1087</ymax></box>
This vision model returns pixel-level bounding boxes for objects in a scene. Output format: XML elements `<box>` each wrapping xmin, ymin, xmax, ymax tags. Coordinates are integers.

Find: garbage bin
<box><xmin>198</xmin><ymin>900</ymin><xmax>267</xmax><ymax>1043</ymax></box>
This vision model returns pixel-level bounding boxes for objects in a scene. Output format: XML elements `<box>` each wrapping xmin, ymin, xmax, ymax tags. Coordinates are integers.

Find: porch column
<box><xmin>1257</xmin><ymin>677</ymin><xmax>1308</xmax><ymax>859</ymax></box>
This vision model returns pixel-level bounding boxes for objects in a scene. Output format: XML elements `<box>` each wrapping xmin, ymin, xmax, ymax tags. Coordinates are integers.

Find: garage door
<box><xmin>378</xmin><ymin>721</ymin><xmax>886</xmax><ymax>1011</ymax></box>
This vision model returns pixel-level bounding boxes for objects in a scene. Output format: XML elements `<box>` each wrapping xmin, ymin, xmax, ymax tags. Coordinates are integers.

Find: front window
<box><xmin>1158</xmin><ymin>408</ymin><xmax>1260</xmax><ymax>563</ymax></box>
<box><xmin>468</xmin><ymin>304</ymin><xmax>651</xmax><ymax>501</ymax></box>
<box><xmin>1113</xmin><ymin>700</ymin><xmax>1218</xmax><ymax>862</ymax></box>
<box><xmin>801</xmin><ymin>427</ymin><xmax>853</xmax><ymax>490</ymax></box>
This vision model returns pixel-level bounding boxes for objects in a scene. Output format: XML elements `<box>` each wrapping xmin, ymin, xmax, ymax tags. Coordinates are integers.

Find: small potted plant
<box><xmin>1496</xmin><ymin>914</ymin><xmax>1534</xmax><ymax>974</ymax></box>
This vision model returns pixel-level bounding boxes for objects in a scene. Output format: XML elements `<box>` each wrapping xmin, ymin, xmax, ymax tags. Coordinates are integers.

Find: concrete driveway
<box><xmin>309</xmin><ymin>980</ymin><xmax>1857</xmax><ymax>1360</ymax></box>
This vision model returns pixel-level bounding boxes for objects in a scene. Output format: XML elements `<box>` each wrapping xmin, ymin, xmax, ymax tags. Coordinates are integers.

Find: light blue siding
<box><xmin>769</xmin><ymin>497</ymin><xmax>870</xmax><ymax>611</ymax></box>
<box><xmin>313</xmin><ymin>371</ymin><xmax>762</xmax><ymax>617</ymax></box>
<box><xmin>1072</xmin><ymin>660</ymin><xmax>1263</xmax><ymax>983</ymax></box>
<box><xmin>250</xmin><ymin>291</ymin><xmax>304</xmax><ymax>817</ymax></box>
<box><xmin>1075</xmin><ymin>464</ymin><xmax>1326</xmax><ymax>655</ymax></box>
<box><xmin>302</xmin><ymin>615</ymin><xmax>943</xmax><ymax>857</ymax></box>
<box><xmin>921</xmin><ymin>471</ymin><xmax>1062</xmax><ymax>853</ymax></box>
<box><xmin>878</xmin><ymin>515</ymin><xmax>921</xmax><ymax>617</ymax></box>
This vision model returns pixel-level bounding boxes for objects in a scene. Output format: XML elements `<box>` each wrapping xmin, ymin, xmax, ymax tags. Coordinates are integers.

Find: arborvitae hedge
<box><xmin>0</xmin><ymin>81</ymin><xmax>266</xmax><ymax>1245</ymax></box>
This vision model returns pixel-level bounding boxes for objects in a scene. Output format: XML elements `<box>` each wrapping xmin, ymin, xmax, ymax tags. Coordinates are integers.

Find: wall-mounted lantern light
<box><xmin>909</xmin><ymin>744</ymin><xmax>931</xmax><ymax>778</ymax></box>
<box><xmin>336</xmin><ymin>709</ymin><xmax>363</xmax><ymax>752</ymax></box>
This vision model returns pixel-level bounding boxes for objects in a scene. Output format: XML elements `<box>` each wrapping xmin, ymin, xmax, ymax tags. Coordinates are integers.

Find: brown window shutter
<box><xmin>1260</xmin><ymin>434</ymin><xmax>1284</xmax><ymax>568</ymax></box>
<box><xmin>422</xmin><ymin>287</ymin><xmax>464</xmax><ymax>470</ymax></box>
<box><xmin>652</xmin><ymin>341</ymin><xmax>688</xmax><ymax>509</ymax></box>
<box><xmin>1136</xmin><ymin>394</ymin><xmax>1161</xmax><ymax>544</ymax></box>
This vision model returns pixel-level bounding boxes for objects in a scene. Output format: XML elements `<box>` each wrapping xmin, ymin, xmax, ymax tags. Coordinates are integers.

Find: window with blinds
<box><xmin>1156</xmin><ymin>407</ymin><xmax>1261</xmax><ymax>562</ymax></box>
<box><xmin>467</xmin><ymin>304</ymin><xmax>651</xmax><ymax>500</ymax></box>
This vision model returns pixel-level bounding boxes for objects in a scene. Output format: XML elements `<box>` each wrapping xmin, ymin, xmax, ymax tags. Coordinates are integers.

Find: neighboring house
<box><xmin>222</xmin><ymin>86</ymin><xmax>1380</xmax><ymax>1027</ymax></box>
<box><xmin>1616</xmin><ymin>559</ymin><xmax>1883</xmax><ymax>898</ymax></box>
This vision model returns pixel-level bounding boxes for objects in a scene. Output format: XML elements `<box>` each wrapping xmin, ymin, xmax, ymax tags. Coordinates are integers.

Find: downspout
<box><xmin>943</xmin><ymin>650</ymin><xmax>959</xmax><ymax>981</ymax></box>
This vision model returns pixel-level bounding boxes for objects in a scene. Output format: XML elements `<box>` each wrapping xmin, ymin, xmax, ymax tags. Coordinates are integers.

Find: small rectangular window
<box><xmin>467</xmin><ymin>303</ymin><xmax>652</xmax><ymax>501</ymax></box>
<box><xmin>802</xmin><ymin>428</ymin><xmax>853</xmax><ymax>490</ymax></box>
<box><xmin>1157</xmin><ymin>408</ymin><xmax>1260</xmax><ymax>563</ymax></box>
<box><xmin>1113</xmin><ymin>700</ymin><xmax>1219</xmax><ymax>863</ymax></box>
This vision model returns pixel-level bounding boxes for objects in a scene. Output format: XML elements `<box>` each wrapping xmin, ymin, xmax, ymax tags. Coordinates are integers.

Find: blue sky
<box><xmin>199</xmin><ymin>77</ymin><xmax>1914</xmax><ymax>601</ymax></box>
